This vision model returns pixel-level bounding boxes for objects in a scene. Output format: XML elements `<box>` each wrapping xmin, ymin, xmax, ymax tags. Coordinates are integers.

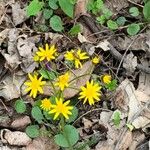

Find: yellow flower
<box><xmin>36</xmin><ymin>44</ymin><xmax>57</xmax><ymax>61</ymax></box>
<box><xmin>64</xmin><ymin>50</ymin><xmax>74</xmax><ymax>61</ymax></box>
<box><xmin>55</xmin><ymin>72</ymin><xmax>70</xmax><ymax>91</ymax></box>
<box><xmin>101</xmin><ymin>74</ymin><xmax>111</xmax><ymax>84</ymax></box>
<box><xmin>33</xmin><ymin>55</ymin><xmax>40</xmax><ymax>61</ymax></box>
<box><xmin>49</xmin><ymin>98</ymin><xmax>73</xmax><ymax>120</ymax></box>
<box><xmin>40</xmin><ymin>98</ymin><xmax>52</xmax><ymax>111</ymax></box>
<box><xmin>79</xmin><ymin>80</ymin><xmax>101</xmax><ymax>105</ymax></box>
<box><xmin>65</xmin><ymin>49</ymin><xmax>89</xmax><ymax>68</ymax></box>
<box><xmin>24</xmin><ymin>74</ymin><xmax>46</xmax><ymax>98</ymax></box>
<box><xmin>92</xmin><ymin>56</ymin><xmax>100</xmax><ymax>64</ymax></box>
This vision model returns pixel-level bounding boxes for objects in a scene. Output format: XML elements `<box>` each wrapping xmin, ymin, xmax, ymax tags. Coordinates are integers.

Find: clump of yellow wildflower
<box><xmin>79</xmin><ymin>80</ymin><xmax>101</xmax><ymax>105</ymax></box>
<box><xmin>36</xmin><ymin>44</ymin><xmax>57</xmax><ymax>61</ymax></box>
<box><xmin>49</xmin><ymin>98</ymin><xmax>73</xmax><ymax>120</ymax></box>
<box><xmin>55</xmin><ymin>72</ymin><xmax>70</xmax><ymax>91</ymax></box>
<box><xmin>92</xmin><ymin>56</ymin><xmax>100</xmax><ymax>64</ymax></box>
<box><xmin>101</xmin><ymin>74</ymin><xmax>112</xmax><ymax>84</ymax></box>
<box><xmin>40</xmin><ymin>98</ymin><xmax>52</xmax><ymax>111</ymax></box>
<box><xmin>24</xmin><ymin>74</ymin><xmax>46</xmax><ymax>98</ymax></box>
<box><xmin>65</xmin><ymin>49</ymin><xmax>89</xmax><ymax>68</ymax></box>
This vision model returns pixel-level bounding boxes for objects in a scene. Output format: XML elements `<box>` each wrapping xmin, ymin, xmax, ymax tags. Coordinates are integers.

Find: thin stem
<box><xmin>40</xmin><ymin>62</ymin><xmax>57</xmax><ymax>94</ymax></box>
<box><xmin>69</xmin><ymin>73</ymin><xmax>92</xmax><ymax>84</ymax></box>
<box><xmin>66</xmin><ymin>86</ymin><xmax>80</xmax><ymax>91</ymax></box>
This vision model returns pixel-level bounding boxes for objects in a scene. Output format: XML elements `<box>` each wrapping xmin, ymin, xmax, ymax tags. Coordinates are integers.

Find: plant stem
<box><xmin>40</xmin><ymin>62</ymin><xmax>57</xmax><ymax>94</ymax></box>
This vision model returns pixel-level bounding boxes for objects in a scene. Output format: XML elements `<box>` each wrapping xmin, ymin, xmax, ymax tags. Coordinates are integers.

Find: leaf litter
<box><xmin>0</xmin><ymin>0</ymin><xmax>150</xmax><ymax>149</ymax></box>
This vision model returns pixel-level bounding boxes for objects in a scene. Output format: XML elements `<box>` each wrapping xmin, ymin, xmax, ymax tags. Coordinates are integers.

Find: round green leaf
<box><xmin>143</xmin><ymin>1</ymin><xmax>150</xmax><ymax>21</ymax></box>
<box><xmin>69</xmin><ymin>24</ymin><xmax>81</xmax><ymax>36</ymax></box>
<box><xmin>43</xmin><ymin>9</ymin><xmax>53</xmax><ymax>20</ymax></box>
<box><xmin>26</xmin><ymin>125</ymin><xmax>40</xmax><ymax>138</ymax></box>
<box><xmin>15</xmin><ymin>99</ymin><xmax>26</xmax><ymax>114</ymax></box>
<box><xmin>127</xmin><ymin>23</ymin><xmax>140</xmax><ymax>36</ymax></box>
<box><xmin>58</xmin><ymin>0</ymin><xmax>74</xmax><ymax>18</ymax></box>
<box><xmin>54</xmin><ymin>125</ymin><xmax>79</xmax><ymax>147</ymax></box>
<box><xmin>107</xmin><ymin>20</ymin><xmax>118</xmax><ymax>30</ymax></box>
<box><xmin>31</xmin><ymin>106</ymin><xmax>44</xmax><ymax>123</ymax></box>
<box><xmin>48</xmin><ymin>0</ymin><xmax>58</xmax><ymax>10</ymax></box>
<box><xmin>129</xmin><ymin>7</ymin><xmax>139</xmax><ymax>17</ymax></box>
<box><xmin>27</xmin><ymin>0</ymin><xmax>44</xmax><ymax>17</ymax></box>
<box><xmin>66</xmin><ymin>107</ymin><xmax>78</xmax><ymax>123</ymax></box>
<box><xmin>116</xmin><ymin>16</ymin><xmax>126</xmax><ymax>26</ymax></box>
<box><xmin>50</xmin><ymin>15</ymin><xmax>64</xmax><ymax>32</ymax></box>
<box><xmin>96</xmin><ymin>15</ymin><xmax>106</xmax><ymax>25</ymax></box>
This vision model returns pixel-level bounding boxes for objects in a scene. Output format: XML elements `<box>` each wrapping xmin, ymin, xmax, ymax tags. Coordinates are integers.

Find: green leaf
<box><xmin>48</xmin><ymin>0</ymin><xmax>58</xmax><ymax>10</ymax></box>
<box><xmin>112</xmin><ymin>110</ymin><xmax>121</xmax><ymax>127</ymax></box>
<box><xmin>143</xmin><ymin>1</ymin><xmax>150</xmax><ymax>21</ymax></box>
<box><xmin>129</xmin><ymin>7</ymin><xmax>139</xmax><ymax>17</ymax></box>
<box><xmin>58</xmin><ymin>0</ymin><xmax>74</xmax><ymax>18</ymax></box>
<box><xmin>105</xmin><ymin>79</ymin><xmax>117</xmax><ymax>91</ymax></box>
<box><xmin>43</xmin><ymin>9</ymin><xmax>53</xmax><ymax>20</ymax></box>
<box><xmin>69</xmin><ymin>24</ymin><xmax>81</xmax><ymax>36</ymax></box>
<box><xmin>103</xmin><ymin>7</ymin><xmax>113</xmax><ymax>19</ymax></box>
<box><xmin>69</xmin><ymin>0</ymin><xmax>77</xmax><ymax>4</ymax></box>
<box><xmin>107</xmin><ymin>20</ymin><xmax>118</xmax><ymax>30</ymax></box>
<box><xmin>126</xmin><ymin>123</ymin><xmax>134</xmax><ymax>131</ymax></box>
<box><xmin>15</xmin><ymin>99</ymin><xmax>26</xmax><ymax>114</ymax></box>
<box><xmin>26</xmin><ymin>125</ymin><xmax>40</xmax><ymax>138</ymax></box>
<box><xmin>31</xmin><ymin>106</ymin><xmax>44</xmax><ymax>123</ymax></box>
<box><xmin>39</xmin><ymin>69</ymin><xmax>57</xmax><ymax>80</ymax></box>
<box><xmin>116</xmin><ymin>16</ymin><xmax>126</xmax><ymax>26</ymax></box>
<box><xmin>127</xmin><ymin>23</ymin><xmax>140</xmax><ymax>36</ymax></box>
<box><xmin>96</xmin><ymin>15</ymin><xmax>106</xmax><ymax>25</ymax></box>
<box><xmin>26</xmin><ymin>0</ymin><xmax>44</xmax><ymax>17</ymax></box>
<box><xmin>66</xmin><ymin>107</ymin><xmax>78</xmax><ymax>123</ymax></box>
<box><xmin>50</xmin><ymin>15</ymin><xmax>64</xmax><ymax>32</ymax></box>
<box><xmin>54</xmin><ymin>125</ymin><xmax>79</xmax><ymax>147</ymax></box>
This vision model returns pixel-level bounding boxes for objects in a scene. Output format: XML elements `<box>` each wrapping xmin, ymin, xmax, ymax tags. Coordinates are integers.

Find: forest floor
<box><xmin>0</xmin><ymin>0</ymin><xmax>150</xmax><ymax>150</ymax></box>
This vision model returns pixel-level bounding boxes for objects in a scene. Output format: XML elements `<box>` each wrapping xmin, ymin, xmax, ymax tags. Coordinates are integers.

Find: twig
<box><xmin>116</xmin><ymin>35</ymin><xmax>139</xmax><ymax>75</ymax></box>
<box><xmin>73</xmin><ymin>108</ymin><xmax>112</xmax><ymax>125</ymax></box>
<box><xmin>0</xmin><ymin>99</ymin><xmax>9</xmax><ymax>112</ymax></box>
<box><xmin>127</xmin><ymin>0</ymin><xmax>144</xmax><ymax>8</ymax></box>
<box><xmin>108</xmin><ymin>44</ymin><xmax>150</xmax><ymax>74</ymax></box>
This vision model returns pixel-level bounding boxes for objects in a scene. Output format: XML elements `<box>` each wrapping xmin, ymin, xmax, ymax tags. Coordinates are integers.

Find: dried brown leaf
<box><xmin>26</xmin><ymin>136</ymin><xmax>59</xmax><ymax>150</ymax></box>
<box><xmin>11</xmin><ymin>116</ymin><xmax>31</xmax><ymax>130</ymax></box>
<box><xmin>11</xmin><ymin>2</ymin><xmax>27</xmax><ymax>26</ymax></box>
<box><xmin>1</xmin><ymin>129</ymin><xmax>31</xmax><ymax>146</ymax></box>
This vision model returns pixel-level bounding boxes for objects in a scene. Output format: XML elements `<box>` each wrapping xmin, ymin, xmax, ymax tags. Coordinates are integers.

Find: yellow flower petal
<box><xmin>48</xmin><ymin>98</ymin><xmax>73</xmax><ymax>120</ymax></box>
<box><xmin>79</xmin><ymin>80</ymin><xmax>101</xmax><ymax>105</ymax></box>
<box><xmin>24</xmin><ymin>74</ymin><xmax>46</xmax><ymax>98</ymax></box>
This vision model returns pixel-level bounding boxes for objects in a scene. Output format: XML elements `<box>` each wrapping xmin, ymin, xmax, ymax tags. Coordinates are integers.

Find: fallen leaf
<box><xmin>132</xmin><ymin>116</ymin><xmax>150</xmax><ymax>129</ymax></box>
<box><xmin>1</xmin><ymin>129</ymin><xmax>32</xmax><ymax>146</ymax></box>
<box><xmin>129</xmin><ymin>131</ymin><xmax>145</xmax><ymax>150</ymax></box>
<box><xmin>11</xmin><ymin>2</ymin><xmax>27</xmax><ymax>26</ymax></box>
<box><xmin>0</xmin><ymin>72</ymin><xmax>26</xmax><ymax>100</ymax></box>
<box><xmin>117</xmin><ymin>130</ymin><xmax>133</xmax><ymax>150</ymax></box>
<box><xmin>82</xmin><ymin>117</ymin><xmax>93</xmax><ymax>129</ymax></box>
<box><xmin>11</xmin><ymin>116</ymin><xmax>31</xmax><ymax>130</ymax></box>
<box><xmin>26</xmin><ymin>136</ymin><xmax>59</xmax><ymax>150</ymax></box>
<box><xmin>123</xmin><ymin>52</ymin><xmax>137</xmax><ymax>74</ymax></box>
<box><xmin>78</xmin><ymin>33</ymin><xmax>89</xmax><ymax>43</ymax></box>
<box><xmin>114</xmin><ymin>79</ymin><xmax>141</xmax><ymax>122</ymax></box>
<box><xmin>0</xmin><ymin>29</ymin><xmax>10</xmax><ymax>45</ymax></box>
<box><xmin>96</xmin><ymin>40</ymin><xmax>110</xmax><ymax>51</ymax></box>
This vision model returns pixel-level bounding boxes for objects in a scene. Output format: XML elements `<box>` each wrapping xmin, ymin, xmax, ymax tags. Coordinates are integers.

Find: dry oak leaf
<box><xmin>1</xmin><ymin>129</ymin><xmax>32</xmax><ymax>146</ymax></box>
